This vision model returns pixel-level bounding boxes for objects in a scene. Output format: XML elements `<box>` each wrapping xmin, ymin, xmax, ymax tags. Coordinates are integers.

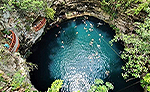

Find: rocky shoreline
<box><xmin>0</xmin><ymin>0</ymin><xmax>147</xmax><ymax>91</ymax></box>
<box><xmin>0</xmin><ymin>0</ymin><xmax>144</xmax><ymax>56</ymax></box>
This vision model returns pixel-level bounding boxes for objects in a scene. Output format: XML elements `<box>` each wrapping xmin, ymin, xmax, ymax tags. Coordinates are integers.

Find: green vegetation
<box><xmin>1</xmin><ymin>0</ymin><xmax>55</xmax><ymax>20</ymax></box>
<box><xmin>110</xmin><ymin>8</ymin><xmax>150</xmax><ymax>80</ymax></box>
<box><xmin>11</xmin><ymin>71</ymin><xmax>26</xmax><ymax>91</ymax></box>
<box><xmin>141</xmin><ymin>73</ymin><xmax>150</xmax><ymax>91</ymax></box>
<box><xmin>47</xmin><ymin>79</ymin><xmax>113</xmax><ymax>92</ymax></box>
<box><xmin>47</xmin><ymin>79</ymin><xmax>63</xmax><ymax>92</ymax></box>
<box><xmin>104</xmin><ymin>0</ymin><xmax>150</xmax><ymax>91</ymax></box>
<box><xmin>88</xmin><ymin>79</ymin><xmax>114</xmax><ymax>92</ymax></box>
<box><xmin>45</xmin><ymin>7</ymin><xmax>56</xmax><ymax>20</ymax></box>
<box><xmin>100</xmin><ymin>0</ymin><xmax>150</xmax><ymax>17</ymax></box>
<box><xmin>1</xmin><ymin>0</ymin><xmax>150</xmax><ymax>91</ymax></box>
<box><xmin>0</xmin><ymin>70</ymin><xmax>32</xmax><ymax>91</ymax></box>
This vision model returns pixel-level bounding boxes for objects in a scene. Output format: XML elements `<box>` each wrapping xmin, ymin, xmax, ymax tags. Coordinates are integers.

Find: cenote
<box><xmin>27</xmin><ymin>16</ymin><xmax>143</xmax><ymax>92</ymax></box>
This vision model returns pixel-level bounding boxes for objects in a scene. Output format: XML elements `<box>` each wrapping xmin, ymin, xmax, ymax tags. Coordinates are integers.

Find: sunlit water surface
<box><xmin>27</xmin><ymin>16</ymin><xmax>143</xmax><ymax>92</ymax></box>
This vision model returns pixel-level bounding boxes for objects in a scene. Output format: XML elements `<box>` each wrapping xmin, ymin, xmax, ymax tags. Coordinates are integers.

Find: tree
<box><xmin>88</xmin><ymin>79</ymin><xmax>114</xmax><ymax>92</ymax></box>
<box><xmin>45</xmin><ymin>7</ymin><xmax>56</xmax><ymax>20</ymax></box>
<box><xmin>47</xmin><ymin>79</ymin><xmax>63</xmax><ymax>92</ymax></box>
<box><xmin>141</xmin><ymin>73</ymin><xmax>150</xmax><ymax>92</ymax></box>
<box><xmin>1</xmin><ymin>0</ymin><xmax>55</xmax><ymax>20</ymax></box>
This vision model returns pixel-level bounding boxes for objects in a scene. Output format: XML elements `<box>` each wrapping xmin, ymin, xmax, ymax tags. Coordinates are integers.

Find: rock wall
<box><xmin>0</xmin><ymin>0</ymin><xmax>147</xmax><ymax>91</ymax></box>
<box><xmin>0</xmin><ymin>7</ymin><xmax>41</xmax><ymax>92</ymax></box>
<box><xmin>53</xmin><ymin>0</ymin><xmax>146</xmax><ymax>34</ymax></box>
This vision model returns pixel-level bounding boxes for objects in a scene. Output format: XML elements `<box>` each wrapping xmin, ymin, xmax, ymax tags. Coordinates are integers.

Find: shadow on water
<box><xmin>27</xmin><ymin>16</ymin><xmax>143</xmax><ymax>92</ymax></box>
<box><xmin>27</xmin><ymin>27</ymin><xmax>61</xmax><ymax>91</ymax></box>
<box><xmin>27</xmin><ymin>23</ymin><xmax>78</xmax><ymax>91</ymax></box>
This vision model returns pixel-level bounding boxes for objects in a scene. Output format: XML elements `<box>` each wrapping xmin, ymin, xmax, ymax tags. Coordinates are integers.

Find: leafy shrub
<box><xmin>88</xmin><ymin>79</ymin><xmax>114</xmax><ymax>92</ymax></box>
<box><xmin>47</xmin><ymin>79</ymin><xmax>63</xmax><ymax>92</ymax></box>
<box><xmin>141</xmin><ymin>73</ymin><xmax>150</xmax><ymax>91</ymax></box>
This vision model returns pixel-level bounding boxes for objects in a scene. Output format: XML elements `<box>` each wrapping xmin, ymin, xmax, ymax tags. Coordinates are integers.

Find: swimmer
<box><xmin>99</xmin><ymin>38</ymin><xmax>101</xmax><ymax>42</ymax></box>
<box><xmin>58</xmin><ymin>31</ymin><xmax>61</xmax><ymax>34</ymax></box>
<box><xmin>91</xmin><ymin>39</ymin><xmax>94</xmax><ymax>41</ymax></box>
<box><xmin>88</xmin><ymin>34</ymin><xmax>90</xmax><ymax>36</ymax></box>
<box><xmin>89</xmin><ymin>28</ymin><xmax>92</xmax><ymax>31</ymax></box>
<box><xmin>85</xmin><ymin>16</ymin><xmax>88</xmax><ymax>19</ymax></box>
<box><xmin>99</xmin><ymin>34</ymin><xmax>101</xmax><ymax>36</ymax></box>
<box><xmin>55</xmin><ymin>34</ymin><xmax>58</xmax><ymax>37</ymax></box>
<box><xmin>97</xmin><ymin>44</ymin><xmax>100</xmax><ymax>48</ymax></box>
<box><xmin>92</xmin><ymin>53</ymin><xmax>95</xmax><ymax>56</ymax></box>
<box><xmin>82</xmin><ymin>20</ymin><xmax>85</xmax><ymax>23</ymax></box>
<box><xmin>89</xmin><ymin>59</ymin><xmax>92</xmax><ymax>62</ymax></box>
<box><xmin>90</xmin><ymin>23</ymin><xmax>93</xmax><ymax>26</ymax></box>
<box><xmin>61</xmin><ymin>46</ymin><xmax>64</xmax><ymax>48</ymax></box>
<box><xmin>61</xmin><ymin>41</ymin><xmax>64</xmax><ymax>44</ymax></box>
<box><xmin>74</xmin><ymin>26</ymin><xmax>77</xmax><ymax>28</ymax></box>
<box><xmin>105</xmin><ymin>71</ymin><xmax>110</xmax><ymax>76</ymax></box>
<box><xmin>90</xmin><ymin>25</ymin><xmax>93</xmax><ymax>28</ymax></box>
<box><xmin>89</xmin><ymin>41</ymin><xmax>93</xmax><ymax>46</ymax></box>
<box><xmin>84</xmin><ymin>27</ymin><xmax>87</xmax><ymax>30</ymax></box>
<box><xmin>97</xmin><ymin>22</ymin><xmax>103</xmax><ymax>27</ymax></box>
<box><xmin>90</xmin><ymin>41</ymin><xmax>93</xmax><ymax>44</ymax></box>
<box><xmin>76</xmin><ymin>32</ymin><xmax>78</xmax><ymax>34</ymax></box>
<box><xmin>101</xmin><ymin>36</ymin><xmax>103</xmax><ymax>38</ymax></box>
<box><xmin>95</xmin><ymin>52</ymin><xmax>98</xmax><ymax>55</ymax></box>
<box><xmin>89</xmin><ymin>43</ymin><xmax>93</xmax><ymax>46</ymax></box>
<box><xmin>96</xmin><ymin>56</ymin><xmax>100</xmax><ymax>59</ymax></box>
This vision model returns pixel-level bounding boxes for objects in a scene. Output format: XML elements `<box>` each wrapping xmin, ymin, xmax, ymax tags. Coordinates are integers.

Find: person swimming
<box><xmin>89</xmin><ymin>28</ymin><xmax>92</xmax><ymax>31</ymax></box>
<box><xmin>58</xmin><ymin>31</ymin><xmax>61</xmax><ymax>34</ymax></box>
<box><xmin>97</xmin><ymin>22</ymin><xmax>103</xmax><ymax>27</ymax></box>
<box><xmin>61</xmin><ymin>46</ymin><xmax>64</xmax><ymax>48</ymax></box>
<box><xmin>88</xmin><ymin>34</ymin><xmax>90</xmax><ymax>36</ymax></box>
<box><xmin>84</xmin><ymin>27</ymin><xmax>87</xmax><ymax>30</ymax></box>
<box><xmin>55</xmin><ymin>34</ymin><xmax>58</xmax><ymax>37</ymax></box>
<box><xmin>62</xmin><ymin>41</ymin><xmax>64</xmax><ymax>44</ymax></box>
<box><xmin>97</xmin><ymin>44</ymin><xmax>100</xmax><ymax>48</ymax></box>
<box><xmin>74</xmin><ymin>26</ymin><xmax>77</xmax><ymax>28</ymax></box>
<box><xmin>105</xmin><ymin>71</ymin><xmax>110</xmax><ymax>76</ymax></box>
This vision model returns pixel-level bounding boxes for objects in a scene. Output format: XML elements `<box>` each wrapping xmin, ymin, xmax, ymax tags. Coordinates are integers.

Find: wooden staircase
<box><xmin>33</xmin><ymin>18</ymin><xmax>46</xmax><ymax>32</ymax></box>
<box><xmin>8</xmin><ymin>30</ymin><xmax>20</xmax><ymax>52</ymax></box>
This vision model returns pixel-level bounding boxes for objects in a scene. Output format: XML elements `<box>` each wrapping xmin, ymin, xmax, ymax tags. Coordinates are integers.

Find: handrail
<box><xmin>8</xmin><ymin>30</ymin><xmax>20</xmax><ymax>52</ymax></box>
<box><xmin>8</xmin><ymin>30</ymin><xmax>15</xmax><ymax>52</ymax></box>
<box><xmin>33</xmin><ymin>18</ymin><xmax>46</xmax><ymax>32</ymax></box>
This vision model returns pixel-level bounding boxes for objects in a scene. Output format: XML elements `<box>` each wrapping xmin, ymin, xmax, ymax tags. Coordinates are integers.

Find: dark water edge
<box><xmin>27</xmin><ymin>16</ymin><xmax>143</xmax><ymax>92</ymax></box>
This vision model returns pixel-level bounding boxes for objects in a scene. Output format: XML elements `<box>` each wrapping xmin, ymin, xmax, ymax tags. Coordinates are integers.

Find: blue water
<box><xmin>27</xmin><ymin>16</ymin><xmax>143</xmax><ymax>92</ymax></box>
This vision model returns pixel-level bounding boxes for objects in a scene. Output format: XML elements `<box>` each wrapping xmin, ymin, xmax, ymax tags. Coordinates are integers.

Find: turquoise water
<box><xmin>27</xmin><ymin>16</ymin><xmax>143</xmax><ymax>92</ymax></box>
